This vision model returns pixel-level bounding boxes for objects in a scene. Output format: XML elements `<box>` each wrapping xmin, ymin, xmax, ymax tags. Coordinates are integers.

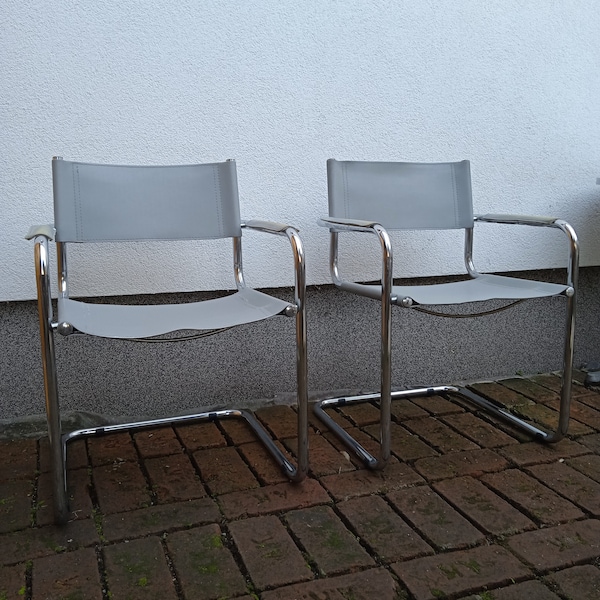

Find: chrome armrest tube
<box><xmin>469</xmin><ymin>215</ymin><xmax>580</xmax><ymax>289</ymax></box>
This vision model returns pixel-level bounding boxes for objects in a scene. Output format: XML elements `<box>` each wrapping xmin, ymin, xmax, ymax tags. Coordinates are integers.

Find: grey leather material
<box><xmin>25</xmin><ymin>224</ymin><xmax>55</xmax><ymax>240</ymax></box>
<box><xmin>475</xmin><ymin>214</ymin><xmax>558</xmax><ymax>225</ymax></box>
<box><xmin>357</xmin><ymin>274</ymin><xmax>569</xmax><ymax>305</ymax></box>
<box><xmin>53</xmin><ymin>159</ymin><xmax>242</xmax><ymax>242</ymax></box>
<box><xmin>318</xmin><ymin>216</ymin><xmax>379</xmax><ymax>229</ymax></box>
<box><xmin>244</xmin><ymin>220</ymin><xmax>293</xmax><ymax>233</ymax></box>
<box><xmin>327</xmin><ymin>159</ymin><xmax>474</xmax><ymax>230</ymax></box>
<box><xmin>58</xmin><ymin>287</ymin><xmax>290</xmax><ymax>339</ymax></box>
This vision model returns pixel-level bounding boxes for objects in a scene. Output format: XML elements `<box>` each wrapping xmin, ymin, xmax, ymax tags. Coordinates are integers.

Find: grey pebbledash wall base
<box><xmin>1</xmin><ymin>268</ymin><xmax>599</xmax><ymax>438</ymax></box>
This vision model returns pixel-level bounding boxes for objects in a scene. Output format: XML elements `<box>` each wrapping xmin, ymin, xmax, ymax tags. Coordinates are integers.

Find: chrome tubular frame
<box><xmin>34</xmin><ymin>234</ymin><xmax>70</xmax><ymax>523</ymax></box>
<box><xmin>466</xmin><ymin>216</ymin><xmax>579</xmax><ymax>443</ymax></box>
<box><xmin>315</xmin><ymin>214</ymin><xmax>580</xmax><ymax>471</ymax></box>
<box><xmin>34</xmin><ymin>222</ymin><xmax>308</xmax><ymax>523</ymax></box>
<box><xmin>243</xmin><ymin>221</ymin><xmax>309</xmax><ymax>481</ymax></box>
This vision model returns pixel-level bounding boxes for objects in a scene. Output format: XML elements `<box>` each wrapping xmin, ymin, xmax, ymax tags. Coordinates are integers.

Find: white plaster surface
<box><xmin>2</xmin><ymin>1</ymin><xmax>600</xmax><ymax>301</ymax></box>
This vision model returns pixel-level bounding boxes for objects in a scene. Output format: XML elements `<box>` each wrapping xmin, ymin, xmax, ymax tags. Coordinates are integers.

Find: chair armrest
<box><xmin>243</xmin><ymin>219</ymin><xmax>306</xmax><ymax>314</ymax></box>
<box><xmin>474</xmin><ymin>213</ymin><xmax>560</xmax><ymax>227</ymax></box>
<box><xmin>244</xmin><ymin>219</ymin><xmax>299</xmax><ymax>235</ymax></box>
<box><xmin>25</xmin><ymin>224</ymin><xmax>55</xmax><ymax>240</ymax></box>
<box><xmin>318</xmin><ymin>216</ymin><xmax>379</xmax><ymax>232</ymax></box>
<box><xmin>473</xmin><ymin>214</ymin><xmax>579</xmax><ymax>288</ymax></box>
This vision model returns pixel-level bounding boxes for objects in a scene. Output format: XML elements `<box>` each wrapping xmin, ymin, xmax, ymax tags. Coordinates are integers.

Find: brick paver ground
<box><xmin>1</xmin><ymin>372</ymin><xmax>600</xmax><ymax>599</ymax></box>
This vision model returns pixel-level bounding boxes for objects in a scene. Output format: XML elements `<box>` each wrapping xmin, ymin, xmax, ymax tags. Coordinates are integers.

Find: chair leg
<box><xmin>313</xmin><ymin>387</ymin><xmax>458</xmax><ymax>468</ymax></box>
<box><xmin>38</xmin><ymin>312</ymin><xmax>70</xmax><ymax>523</ymax></box>
<box><xmin>35</xmin><ymin>237</ymin><xmax>70</xmax><ymax>523</ymax></box>
<box><xmin>291</xmin><ymin>285</ymin><xmax>309</xmax><ymax>481</ymax></box>
<box><xmin>315</xmin><ymin>294</ymin><xmax>576</xmax><ymax>465</ymax></box>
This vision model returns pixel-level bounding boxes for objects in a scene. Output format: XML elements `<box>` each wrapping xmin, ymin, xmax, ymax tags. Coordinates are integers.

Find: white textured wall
<box><xmin>2</xmin><ymin>0</ymin><xmax>600</xmax><ymax>301</ymax></box>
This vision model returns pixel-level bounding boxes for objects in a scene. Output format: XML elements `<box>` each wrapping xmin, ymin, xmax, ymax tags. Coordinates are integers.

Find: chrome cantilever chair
<box><xmin>27</xmin><ymin>157</ymin><xmax>308</xmax><ymax>523</ymax></box>
<box><xmin>316</xmin><ymin>159</ymin><xmax>579</xmax><ymax>470</ymax></box>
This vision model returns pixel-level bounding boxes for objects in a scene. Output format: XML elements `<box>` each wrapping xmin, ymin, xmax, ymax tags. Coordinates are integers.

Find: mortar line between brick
<box><xmin>160</xmin><ymin>535</ymin><xmax>185</xmax><ymax>600</ymax></box>
<box><xmin>95</xmin><ymin>544</ymin><xmax>111</xmax><ymax>600</ymax></box>
<box><xmin>173</xmin><ymin>427</ymin><xmax>213</xmax><ymax>498</ymax></box>
<box><xmin>131</xmin><ymin>430</ymin><xmax>160</xmax><ymax>507</ymax></box>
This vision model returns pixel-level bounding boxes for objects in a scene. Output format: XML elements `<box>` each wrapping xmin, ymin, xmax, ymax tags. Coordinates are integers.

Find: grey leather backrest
<box><xmin>52</xmin><ymin>159</ymin><xmax>242</xmax><ymax>242</ymax></box>
<box><xmin>327</xmin><ymin>159</ymin><xmax>474</xmax><ymax>230</ymax></box>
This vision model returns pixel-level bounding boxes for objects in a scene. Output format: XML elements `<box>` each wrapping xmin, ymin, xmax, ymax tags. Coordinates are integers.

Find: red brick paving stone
<box><xmin>228</xmin><ymin>514</ymin><xmax>313</xmax><ymax>589</ymax></box>
<box><xmin>144</xmin><ymin>453</ymin><xmax>206</xmax><ymax>503</ymax></box>
<box><xmin>169</xmin><ymin>524</ymin><xmax>248</xmax><ymax>600</ymax></box>
<box><xmin>0</xmin><ymin>479</ymin><xmax>33</xmax><ymax>533</ymax></box>
<box><xmin>237</xmin><ymin>440</ymin><xmax>291</xmax><ymax>485</ymax></box>
<box><xmin>499</xmin><ymin>438</ymin><xmax>590</xmax><ymax>467</ymax></box>
<box><xmin>579</xmin><ymin>432</ymin><xmax>600</xmax><ymax>453</ymax></box>
<box><xmin>174</xmin><ymin>421</ymin><xmax>227</xmax><ymax>451</ymax></box>
<box><xmin>414</xmin><ymin>448</ymin><xmax>509</xmax><ymax>481</ymax></box>
<box><xmin>547</xmin><ymin>564</ymin><xmax>600</xmax><ymax>599</ymax></box>
<box><xmin>405</xmin><ymin>416</ymin><xmax>480</xmax><ymax>453</ymax></box>
<box><xmin>285</xmin><ymin>505</ymin><xmax>375</xmax><ymax>575</ymax></box>
<box><xmin>102</xmin><ymin>497</ymin><xmax>220</xmax><ymax>542</ymax></box>
<box><xmin>433</xmin><ymin>476</ymin><xmax>536</xmax><ymax>536</ymax></box>
<box><xmin>544</xmin><ymin>397</ymin><xmax>600</xmax><ymax>431</ymax></box>
<box><xmin>578</xmin><ymin>391</ymin><xmax>600</xmax><ymax>410</ymax></box>
<box><xmin>193</xmin><ymin>446</ymin><xmax>259</xmax><ymax>495</ymax></box>
<box><xmin>36</xmin><ymin>467</ymin><xmax>93</xmax><ymax>526</ymax></box>
<box><xmin>514</xmin><ymin>402</ymin><xmax>593</xmax><ymax>436</ymax></box>
<box><xmin>133</xmin><ymin>427</ymin><xmax>183</xmax><ymax>458</ymax></box>
<box><xmin>530</xmin><ymin>372</ymin><xmax>563</xmax><ymax>392</ymax></box>
<box><xmin>365</xmin><ymin>422</ymin><xmax>439</xmax><ymax>461</ymax></box>
<box><xmin>392</xmin><ymin>544</ymin><xmax>531</xmax><ymax>600</ymax></box>
<box><xmin>0</xmin><ymin>439</ymin><xmax>37</xmax><ymax>482</ymax></box>
<box><xmin>286</xmin><ymin>432</ymin><xmax>356</xmax><ymax>478</ymax></box>
<box><xmin>391</xmin><ymin>397</ymin><xmax>429</xmax><ymax>420</ymax></box>
<box><xmin>261</xmin><ymin>567</ymin><xmax>401</xmax><ymax>600</ymax></box>
<box><xmin>256</xmin><ymin>404</ymin><xmax>299</xmax><ymax>438</ymax></box>
<box><xmin>39</xmin><ymin>437</ymin><xmax>88</xmax><ymax>473</ymax></box>
<box><xmin>309</xmin><ymin>405</ymin><xmax>354</xmax><ymax>432</ymax></box>
<box><xmin>218</xmin><ymin>478</ymin><xmax>330</xmax><ymax>520</ymax></box>
<box><xmin>500</xmin><ymin>377</ymin><xmax>559</xmax><ymax>402</ymax></box>
<box><xmin>507</xmin><ymin>519</ymin><xmax>600</xmax><ymax>571</ymax></box>
<box><xmin>442</xmin><ymin>412</ymin><xmax>519</xmax><ymax>448</ymax></box>
<box><xmin>470</xmin><ymin>381</ymin><xmax>533</xmax><ymax>408</ymax></box>
<box><xmin>320</xmin><ymin>461</ymin><xmax>424</xmax><ymax>502</ymax></box>
<box><xmin>461</xmin><ymin>579</ymin><xmax>562</xmax><ymax>600</ymax></box>
<box><xmin>219</xmin><ymin>416</ymin><xmax>260</xmax><ymax>444</ymax></box>
<box><xmin>387</xmin><ymin>485</ymin><xmax>485</xmax><ymax>550</ymax></box>
<box><xmin>412</xmin><ymin>393</ymin><xmax>466</xmax><ymax>415</ymax></box>
<box><xmin>0</xmin><ymin>519</ymin><xmax>98</xmax><ymax>566</ymax></box>
<box><xmin>337</xmin><ymin>494</ymin><xmax>434</xmax><ymax>562</ymax></box>
<box><xmin>0</xmin><ymin>563</ymin><xmax>26</xmax><ymax>599</ymax></box>
<box><xmin>32</xmin><ymin>547</ymin><xmax>102</xmax><ymax>599</ymax></box>
<box><xmin>568</xmin><ymin>453</ymin><xmax>600</xmax><ymax>483</ymax></box>
<box><xmin>338</xmin><ymin>401</ymin><xmax>381</xmax><ymax>426</ymax></box>
<box><xmin>482</xmin><ymin>469</ymin><xmax>584</xmax><ymax>525</ymax></box>
<box><xmin>104</xmin><ymin>536</ymin><xmax>177</xmax><ymax>599</ymax></box>
<box><xmin>88</xmin><ymin>432</ymin><xmax>138</xmax><ymax>466</ymax></box>
<box><xmin>527</xmin><ymin>462</ymin><xmax>600</xmax><ymax>517</ymax></box>
<box><xmin>93</xmin><ymin>460</ymin><xmax>152</xmax><ymax>514</ymax></box>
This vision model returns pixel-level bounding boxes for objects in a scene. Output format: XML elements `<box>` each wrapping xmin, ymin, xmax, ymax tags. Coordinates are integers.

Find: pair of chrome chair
<box><xmin>28</xmin><ymin>157</ymin><xmax>578</xmax><ymax>523</ymax></box>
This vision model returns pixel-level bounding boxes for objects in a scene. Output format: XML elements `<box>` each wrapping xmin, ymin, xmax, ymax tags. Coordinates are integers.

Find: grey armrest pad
<box><xmin>318</xmin><ymin>216</ymin><xmax>379</xmax><ymax>229</ymax></box>
<box><xmin>244</xmin><ymin>219</ymin><xmax>295</xmax><ymax>234</ymax></box>
<box><xmin>475</xmin><ymin>213</ymin><xmax>558</xmax><ymax>226</ymax></box>
<box><xmin>25</xmin><ymin>224</ymin><xmax>55</xmax><ymax>240</ymax></box>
